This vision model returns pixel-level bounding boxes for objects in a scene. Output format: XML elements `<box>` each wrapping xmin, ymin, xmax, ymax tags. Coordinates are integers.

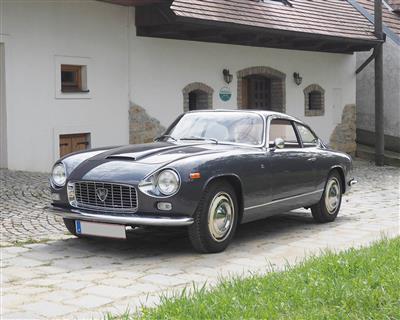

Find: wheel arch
<box><xmin>203</xmin><ymin>174</ymin><xmax>244</xmax><ymax>224</ymax></box>
<box><xmin>328</xmin><ymin>165</ymin><xmax>346</xmax><ymax>193</ymax></box>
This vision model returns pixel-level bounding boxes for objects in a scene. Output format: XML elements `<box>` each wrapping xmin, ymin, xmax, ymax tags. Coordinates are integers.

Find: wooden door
<box><xmin>59</xmin><ymin>133</ymin><xmax>90</xmax><ymax>157</ymax></box>
<box><xmin>247</xmin><ymin>76</ymin><xmax>271</xmax><ymax>110</ymax></box>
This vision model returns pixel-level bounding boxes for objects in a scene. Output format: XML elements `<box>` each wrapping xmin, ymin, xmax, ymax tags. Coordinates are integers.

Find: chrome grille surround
<box><xmin>72</xmin><ymin>181</ymin><xmax>138</xmax><ymax>213</ymax></box>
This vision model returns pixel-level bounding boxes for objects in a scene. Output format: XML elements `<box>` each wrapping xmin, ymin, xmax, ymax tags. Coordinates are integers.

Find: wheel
<box><xmin>63</xmin><ymin>218</ymin><xmax>80</xmax><ymax>237</ymax></box>
<box><xmin>311</xmin><ymin>171</ymin><xmax>342</xmax><ymax>223</ymax></box>
<box><xmin>188</xmin><ymin>181</ymin><xmax>238</xmax><ymax>253</ymax></box>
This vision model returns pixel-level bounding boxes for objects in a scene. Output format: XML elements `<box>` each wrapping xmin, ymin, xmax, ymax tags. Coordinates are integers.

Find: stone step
<box><xmin>356</xmin><ymin>144</ymin><xmax>400</xmax><ymax>167</ymax></box>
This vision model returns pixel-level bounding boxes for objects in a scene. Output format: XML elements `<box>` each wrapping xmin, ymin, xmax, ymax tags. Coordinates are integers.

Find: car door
<box><xmin>294</xmin><ymin>122</ymin><xmax>326</xmax><ymax>191</ymax></box>
<box><xmin>267</xmin><ymin>118</ymin><xmax>316</xmax><ymax>208</ymax></box>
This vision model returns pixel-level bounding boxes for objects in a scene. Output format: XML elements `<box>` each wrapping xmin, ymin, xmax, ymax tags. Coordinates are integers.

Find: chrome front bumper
<box><xmin>46</xmin><ymin>205</ymin><xmax>194</xmax><ymax>227</ymax></box>
<box><xmin>348</xmin><ymin>178</ymin><xmax>358</xmax><ymax>187</ymax></box>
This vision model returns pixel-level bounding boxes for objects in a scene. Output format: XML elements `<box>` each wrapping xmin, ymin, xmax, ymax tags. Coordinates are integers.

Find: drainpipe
<box><xmin>374</xmin><ymin>0</ymin><xmax>384</xmax><ymax>166</ymax></box>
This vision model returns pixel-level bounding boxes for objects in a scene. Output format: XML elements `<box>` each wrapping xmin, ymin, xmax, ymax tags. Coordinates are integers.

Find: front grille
<box><xmin>74</xmin><ymin>181</ymin><xmax>138</xmax><ymax>212</ymax></box>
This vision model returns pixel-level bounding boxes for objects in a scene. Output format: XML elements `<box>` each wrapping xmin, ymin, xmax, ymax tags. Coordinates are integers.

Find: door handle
<box><xmin>307</xmin><ymin>157</ymin><xmax>317</xmax><ymax>162</ymax></box>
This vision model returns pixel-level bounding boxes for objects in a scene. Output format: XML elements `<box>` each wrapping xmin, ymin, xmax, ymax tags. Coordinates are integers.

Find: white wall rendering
<box><xmin>1</xmin><ymin>0</ymin><xmax>130</xmax><ymax>172</ymax></box>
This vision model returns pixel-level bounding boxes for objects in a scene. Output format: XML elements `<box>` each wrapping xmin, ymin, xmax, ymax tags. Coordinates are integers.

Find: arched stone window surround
<box><xmin>182</xmin><ymin>82</ymin><xmax>214</xmax><ymax>112</ymax></box>
<box><xmin>237</xmin><ymin>66</ymin><xmax>286</xmax><ymax>112</ymax></box>
<box><xmin>304</xmin><ymin>84</ymin><xmax>325</xmax><ymax>116</ymax></box>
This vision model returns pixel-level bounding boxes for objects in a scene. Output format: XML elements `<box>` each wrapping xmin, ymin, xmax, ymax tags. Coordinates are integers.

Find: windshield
<box><xmin>166</xmin><ymin>112</ymin><xmax>264</xmax><ymax>146</ymax></box>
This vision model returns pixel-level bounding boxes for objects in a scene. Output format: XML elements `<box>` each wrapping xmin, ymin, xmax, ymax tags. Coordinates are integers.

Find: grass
<box><xmin>110</xmin><ymin>237</ymin><xmax>400</xmax><ymax>320</ymax></box>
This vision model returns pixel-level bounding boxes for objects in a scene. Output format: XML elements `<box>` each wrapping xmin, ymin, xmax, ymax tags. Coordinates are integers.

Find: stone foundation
<box><xmin>129</xmin><ymin>103</ymin><xmax>166</xmax><ymax>144</ymax></box>
<box><xmin>329</xmin><ymin>104</ymin><xmax>356</xmax><ymax>155</ymax></box>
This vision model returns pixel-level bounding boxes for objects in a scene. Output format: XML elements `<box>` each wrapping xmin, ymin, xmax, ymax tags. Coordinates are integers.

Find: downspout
<box><xmin>356</xmin><ymin>48</ymin><xmax>376</xmax><ymax>74</ymax></box>
<box><xmin>374</xmin><ymin>0</ymin><xmax>384</xmax><ymax>166</ymax></box>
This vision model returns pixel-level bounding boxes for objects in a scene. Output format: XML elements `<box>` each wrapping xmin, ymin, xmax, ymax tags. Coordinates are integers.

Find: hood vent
<box><xmin>106</xmin><ymin>155</ymin><xmax>136</xmax><ymax>161</ymax></box>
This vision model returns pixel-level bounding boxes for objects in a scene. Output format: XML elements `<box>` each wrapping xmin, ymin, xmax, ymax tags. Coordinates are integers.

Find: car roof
<box><xmin>186</xmin><ymin>109</ymin><xmax>301</xmax><ymax>123</ymax></box>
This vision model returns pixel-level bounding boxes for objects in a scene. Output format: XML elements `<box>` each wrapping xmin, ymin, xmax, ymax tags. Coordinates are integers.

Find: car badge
<box><xmin>96</xmin><ymin>187</ymin><xmax>108</xmax><ymax>202</ymax></box>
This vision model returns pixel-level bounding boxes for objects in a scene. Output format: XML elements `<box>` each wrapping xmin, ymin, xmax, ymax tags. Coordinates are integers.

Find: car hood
<box><xmin>67</xmin><ymin>142</ymin><xmax>238</xmax><ymax>184</ymax></box>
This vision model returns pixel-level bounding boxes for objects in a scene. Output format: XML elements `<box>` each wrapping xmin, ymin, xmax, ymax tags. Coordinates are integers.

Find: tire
<box><xmin>311</xmin><ymin>171</ymin><xmax>342</xmax><ymax>223</ymax></box>
<box><xmin>188</xmin><ymin>181</ymin><xmax>239</xmax><ymax>253</ymax></box>
<box><xmin>63</xmin><ymin>218</ymin><xmax>80</xmax><ymax>237</ymax></box>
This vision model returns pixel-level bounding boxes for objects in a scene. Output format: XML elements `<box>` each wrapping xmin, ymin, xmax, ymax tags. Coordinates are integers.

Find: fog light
<box><xmin>157</xmin><ymin>202</ymin><xmax>172</xmax><ymax>211</ymax></box>
<box><xmin>51</xmin><ymin>193</ymin><xmax>60</xmax><ymax>201</ymax></box>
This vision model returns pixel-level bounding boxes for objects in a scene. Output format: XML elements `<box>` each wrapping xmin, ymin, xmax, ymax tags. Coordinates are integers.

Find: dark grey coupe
<box><xmin>48</xmin><ymin>110</ymin><xmax>356</xmax><ymax>253</ymax></box>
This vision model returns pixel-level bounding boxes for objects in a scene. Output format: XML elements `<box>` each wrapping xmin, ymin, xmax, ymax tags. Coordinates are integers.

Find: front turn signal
<box><xmin>190</xmin><ymin>172</ymin><xmax>201</xmax><ymax>180</ymax></box>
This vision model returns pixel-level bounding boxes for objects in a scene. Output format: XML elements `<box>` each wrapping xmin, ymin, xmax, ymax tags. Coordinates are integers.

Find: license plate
<box><xmin>75</xmin><ymin>220</ymin><xmax>126</xmax><ymax>239</ymax></box>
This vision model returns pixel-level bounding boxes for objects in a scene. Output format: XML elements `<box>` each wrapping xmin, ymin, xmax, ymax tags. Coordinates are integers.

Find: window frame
<box><xmin>55</xmin><ymin>55</ymin><xmax>91</xmax><ymax>100</ymax></box>
<box><xmin>294</xmin><ymin>122</ymin><xmax>320</xmax><ymax>148</ymax></box>
<box><xmin>266</xmin><ymin>116</ymin><xmax>302</xmax><ymax>149</ymax></box>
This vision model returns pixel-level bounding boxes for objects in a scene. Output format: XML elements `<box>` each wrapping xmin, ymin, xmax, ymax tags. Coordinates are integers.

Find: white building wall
<box><xmin>128</xmin><ymin>8</ymin><xmax>356</xmax><ymax>145</ymax></box>
<box><xmin>1</xmin><ymin>0</ymin><xmax>130</xmax><ymax>172</ymax></box>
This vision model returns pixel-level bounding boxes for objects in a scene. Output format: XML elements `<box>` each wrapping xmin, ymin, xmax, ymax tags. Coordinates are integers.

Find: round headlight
<box><xmin>157</xmin><ymin>170</ymin><xmax>180</xmax><ymax>196</ymax></box>
<box><xmin>52</xmin><ymin>163</ymin><xmax>67</xmax><ymax>187</ymax></box>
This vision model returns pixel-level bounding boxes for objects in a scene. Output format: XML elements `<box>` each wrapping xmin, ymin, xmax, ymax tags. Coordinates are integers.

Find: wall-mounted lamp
<box><xmin>223</xmin><ymin>69</ymin><xmax>233</xmax><ymax>84</ymax></box>
<box><xmin>293</xmin><ymin>72</ymin><xmax>302</xmax><ymax>86</ymax></box>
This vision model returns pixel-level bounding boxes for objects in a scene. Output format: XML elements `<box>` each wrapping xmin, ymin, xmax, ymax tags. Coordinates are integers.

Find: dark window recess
<box><xmin>308</xmin><ymin>91</ymin><xmax>322</xmax><ymax>110</ymax></box>
<box><xmin>61</xmin><ymin>65</ymin><xmax>89</xmax><ymax>93</ymax></box>
<box><xmin>59</xmin><ymin>133</ymin><xmax>90</xmax><ymax>157</ymax></box>
<box><xmin>188</xmin><ymin>90</ymin><xmax>208</xmax><ymax>111</ymax></box>
<box><xmin>247</xmin><ymin>75</ymin><xmax>271</xmax><ymax>110</ymax></box>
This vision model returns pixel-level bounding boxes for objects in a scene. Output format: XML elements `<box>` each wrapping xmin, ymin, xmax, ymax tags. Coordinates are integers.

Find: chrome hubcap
<box><xmin>325</xmin><ymin>177</ymin><xmax>341</xmax><ymax>214</ymax></box>
<box><xmin>208</xmin><ymin>192</ymin><xmax>234</xmax><ymax>242</ymax></box>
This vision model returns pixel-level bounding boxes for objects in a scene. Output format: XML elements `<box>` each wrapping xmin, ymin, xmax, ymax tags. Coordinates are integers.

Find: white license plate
<box><xmin>75</xmin><ymin>220</ymin><xmax>126</xmax><ymax>239</ymax></box>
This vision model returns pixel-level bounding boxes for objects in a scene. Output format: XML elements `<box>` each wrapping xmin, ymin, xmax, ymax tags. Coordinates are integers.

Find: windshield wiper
<box><xmin>180</xmin><ymin>136</ymin><xmax>218</xmax><ymax>144</ymax></box>
<box><xmin>154</xmin><ymin>134</ymin><xmax>177</xmax><ymax>142</ymax></box>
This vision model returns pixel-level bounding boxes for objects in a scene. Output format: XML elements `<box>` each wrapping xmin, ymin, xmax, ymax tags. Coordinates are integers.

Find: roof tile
<box><xmin>171</xmin><ymin>0</ymin><xmax>377</xmax><ymax>41</ymax></box>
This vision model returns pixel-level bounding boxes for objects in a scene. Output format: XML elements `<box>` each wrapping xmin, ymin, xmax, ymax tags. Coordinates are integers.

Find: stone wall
<box><xmin>329</xmin><ymin>104</ymin><xmax>356</xmax><ymax>155</ymax></box>
<box><xmin>129</xmin><ymin>103</ymin><xmax>166</xmax><ymax>144</ymax></box>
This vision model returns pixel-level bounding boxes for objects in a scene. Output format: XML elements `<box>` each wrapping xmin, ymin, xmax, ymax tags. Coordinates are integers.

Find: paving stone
<box><xmin>23</xmin><ymin>301</ymin><xmax>76</xmax><ymax>317</ymax></box>
<box><xmin>64</xmin><ymin>295</ymin><xmax>113</xmax><ymax>309</ymax></box>
<box><xmin>139</xmin><ymin>274</ymin><xmax>188</xmax><ymax>287</ymax></box>
<box><xmin>81</xmin><ymin>285</ymin><xmax>137</xmax><ymax>299</ymax></box>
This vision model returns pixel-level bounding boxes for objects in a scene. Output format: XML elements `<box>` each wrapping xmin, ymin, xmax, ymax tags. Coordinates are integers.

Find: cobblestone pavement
<box><xmin>1</xmin><ymin>160</ymin><xmax>399</xmax><ymax>319</ymax></box>
<box><xmin>0</xmin><ymin>170</ymin><xmax>68</xmax><ymax>246</ymax></box>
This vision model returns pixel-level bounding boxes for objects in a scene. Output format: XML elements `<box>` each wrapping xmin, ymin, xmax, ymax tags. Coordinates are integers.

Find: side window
<box><xmin>296</xmin><ymin>124</ymin><xmax>319</xmax><ymax>147</ymax></box>
<box><xmin>269</xmin><ymin>119</ymin><xmax>300</xmax><ymax>148</ymax></box>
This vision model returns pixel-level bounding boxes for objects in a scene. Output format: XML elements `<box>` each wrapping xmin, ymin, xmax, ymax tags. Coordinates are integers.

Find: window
<box><xmin>167</xmin><ymin>112</ymin><xmax>264</xmax><ymax>145</ymax></box>
<box><xmin>308</xmin><ymin>91</ymin><xmax>322</xmax><ymax>110</ymax></box>
<box><xmin>59</xmin><ymin>133</ymin><xmax>90</xmax><ymax>157</ymax></box>
<box><xmin>296</xmin><ymin>124</ymin><xmax>319</xmax><ymax>147</ymax></box>
<box><xmin>55</xmin><ymin>56</ymin><xmax>91</xmax><ymax>99</ymax></box>
<box><xmin>304</xmin><ymin>84</ymin><xmax>325</xmax><ymax>116</ymax></box>
<box><xmin>61</xmin><ymin>65</ymin><xmax>80</xmax><ymax>92</ymax></box>
<box><xmin>269</xmin><ymin>119</ymin><xmax>300</xmax><ymax>148</ymax></box>
<box><xmin>188</xmin><ymin>90</ymin><xmax>209</xmax><ymax>111</ymax></box>
<box><xmin>61</xmin><ymin>65</ymin><xmax>88</xmax><ymax>93</ymax></box>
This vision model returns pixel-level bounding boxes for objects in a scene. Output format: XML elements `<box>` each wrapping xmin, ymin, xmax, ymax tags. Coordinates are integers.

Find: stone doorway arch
<box><xmin>182</xmin><ymin>82</ymin><xmax>213</xmax><ymax>112</ymax></box>
<box><xmin>237</xmin><ymin>66</ymin><xmax>286</xmax><ymax>112</ymax></box>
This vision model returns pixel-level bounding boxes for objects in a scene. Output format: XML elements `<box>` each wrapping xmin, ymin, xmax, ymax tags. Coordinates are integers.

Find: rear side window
<box><xmin>296</xmin><ymin>124</ymin><xmax>319</xmax><ymax>147</ymax></box>
<box><xmin>269</xmin><ymin>119</ymin><xmax>300</xmax><ymax>148</ymax></box>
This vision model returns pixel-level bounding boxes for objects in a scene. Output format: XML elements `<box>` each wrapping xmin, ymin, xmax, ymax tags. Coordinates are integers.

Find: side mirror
<box><xmin>274</xmin><ymin>137</ymin><xmax>285</xmax><ymax>149</ymax></box>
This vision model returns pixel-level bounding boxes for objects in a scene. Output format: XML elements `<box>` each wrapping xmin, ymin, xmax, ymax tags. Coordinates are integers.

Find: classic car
<box><xmin>48</xmin><ymin>110</ymin><xmax>356</xmax><ymax>253</ymax></box>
